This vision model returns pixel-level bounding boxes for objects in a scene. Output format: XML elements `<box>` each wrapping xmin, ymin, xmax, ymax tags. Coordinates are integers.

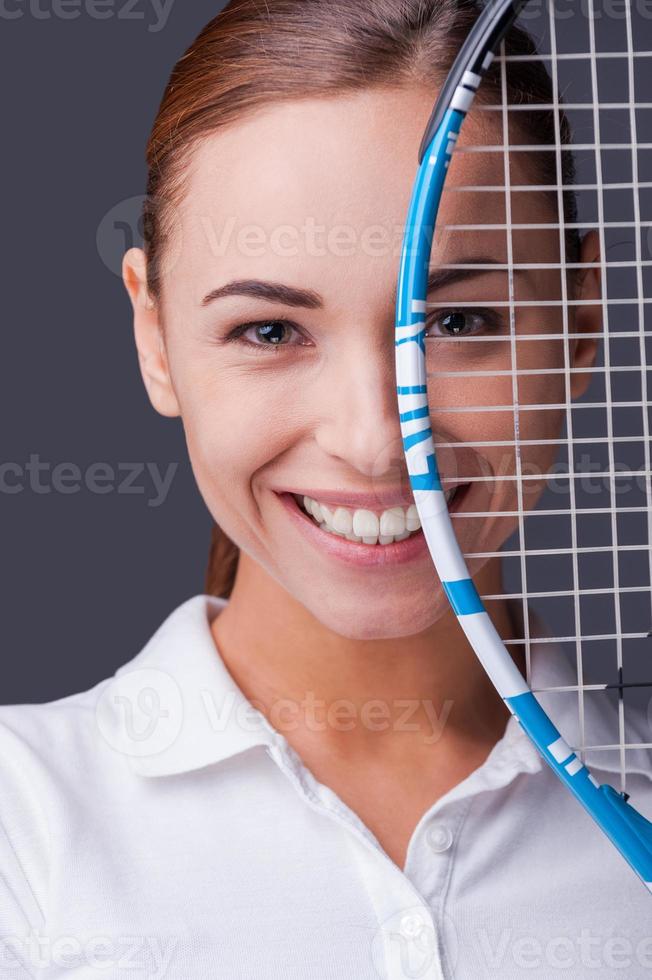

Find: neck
<box><xmin>210</xmin><ymin>554</ymin><xmax>526</xmax><ymax>766</ymax></box>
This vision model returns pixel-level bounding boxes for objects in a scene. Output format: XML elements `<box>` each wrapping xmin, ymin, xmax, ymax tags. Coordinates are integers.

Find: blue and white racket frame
<box><xmin>395</xmin><ymin>0</ymin><xmax>652</xmax><ymax>893</ymax></box>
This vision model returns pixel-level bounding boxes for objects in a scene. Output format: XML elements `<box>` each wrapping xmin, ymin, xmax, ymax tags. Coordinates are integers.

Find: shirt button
<box><xmin>399</xmin><ymin>911</ymin><xmax>428</xmax><ymax>939</ymax></box>
<box><xmin>427</xmin><ymin>823</ymin><xmax>454</xmax><ymax>853</ymax></box>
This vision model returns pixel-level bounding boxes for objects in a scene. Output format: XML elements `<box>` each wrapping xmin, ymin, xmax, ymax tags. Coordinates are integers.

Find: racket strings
<box><xmin>423</xmin><ymin>0</ymin><xmax>652</xmax><ymax>788</ymax></box>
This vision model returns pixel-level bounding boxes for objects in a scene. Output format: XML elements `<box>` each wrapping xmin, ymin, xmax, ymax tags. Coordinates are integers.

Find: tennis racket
<box><xmin>396</xmin><ymin>0</ymin><xmax>652</xmax><ymax>893</ymax></box>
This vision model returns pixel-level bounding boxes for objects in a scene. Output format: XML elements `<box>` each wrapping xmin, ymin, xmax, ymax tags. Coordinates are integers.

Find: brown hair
<box><xmin>141</xmin><ymin>0</ymin><xmax>578</xmax><ymax>599</ymax></box>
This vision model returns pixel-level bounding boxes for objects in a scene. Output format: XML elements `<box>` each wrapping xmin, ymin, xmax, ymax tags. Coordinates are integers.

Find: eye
<box><xmin>426</xmin><ymin>308</ymin><xmax>501</xmax><ymax>338</ymax></box>
<box><xmin>224</xmin><ymin>318</ymin><xmax>310</xmax><ymax>353</ymax></box>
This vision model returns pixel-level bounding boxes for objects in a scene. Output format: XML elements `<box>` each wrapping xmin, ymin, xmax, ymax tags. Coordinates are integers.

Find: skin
<box><xmin>123</xmin><ymin>84</ymin><xmax>600</xmax><ymax>870</ymax></box>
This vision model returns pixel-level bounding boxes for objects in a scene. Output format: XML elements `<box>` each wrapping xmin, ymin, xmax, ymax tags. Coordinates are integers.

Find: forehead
<box><xmin>182</xmin><ymin>88</ymin><xmax>433</xmax><ymax>229</ymax></box>
<box><xmin>169</xmin><ymin>87</ymin><xmax>560</xmax><ymax>301</ymax></box>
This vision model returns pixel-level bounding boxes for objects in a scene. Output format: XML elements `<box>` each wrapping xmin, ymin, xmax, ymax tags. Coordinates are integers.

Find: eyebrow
<box><xmin>200</xmin><ymin>258</ymin><xmax>512</xmax><ymax>310</ymax></box>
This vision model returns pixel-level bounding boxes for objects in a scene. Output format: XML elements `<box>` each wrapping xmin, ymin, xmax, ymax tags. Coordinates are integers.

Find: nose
<box><xmin>313</xmin><ymin>335</ymin><xmax>407</xmax><ymax>484</ymax></box>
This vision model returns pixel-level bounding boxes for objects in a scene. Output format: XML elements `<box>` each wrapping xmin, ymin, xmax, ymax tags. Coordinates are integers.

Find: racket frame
<box><xmin>395</xmin><ymin>0</ymin><xmax>652</xmax><ymax>894</ymax></box>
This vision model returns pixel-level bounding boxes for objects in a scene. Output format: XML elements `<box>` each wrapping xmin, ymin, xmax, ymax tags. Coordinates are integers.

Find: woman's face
<box><xmin>124</xmin><ymin>85</ymin><xmax>599</xmax><ymax>640</ymax></box>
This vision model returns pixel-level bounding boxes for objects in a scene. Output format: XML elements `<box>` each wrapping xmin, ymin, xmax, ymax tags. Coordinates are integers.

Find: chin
<box><xmin>302</xmin><ymin>586</ymin><xmax>452</xmax><ymax>641</ymax></box>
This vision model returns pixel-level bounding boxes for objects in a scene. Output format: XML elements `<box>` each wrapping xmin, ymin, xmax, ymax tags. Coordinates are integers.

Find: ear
<box><xmin>570</xmin><ymin>229</ymin><xmax>601</xmax><ymax>400</ymax></box>
<box><xmin>122</xmin><ymin>248</ymin><xmax>181</xmax><ymax>418</ymax></box>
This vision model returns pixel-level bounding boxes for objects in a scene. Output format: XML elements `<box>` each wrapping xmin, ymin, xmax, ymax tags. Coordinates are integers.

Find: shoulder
<box><xmin>0</xmin><ymin>677</ymin><xmax>116</xmax><ymax>790</ymax></box>
<box><xmin>0</xmin><ymin>675</ymin><xmax>126</xmax><ymax>842</ymax></box>
<box><xmin>0</xmin><ymin>594</ymin><xmax>217</xmax><ymax>791</ymax></box>
<box><xmin>0</xmin><ymin>679</ymin><xmax>121</xmax><ymax>957</ymax></box>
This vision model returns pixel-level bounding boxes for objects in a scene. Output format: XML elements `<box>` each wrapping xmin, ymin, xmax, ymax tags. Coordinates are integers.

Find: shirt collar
<box><xmin>108</xmin><ymin>594</ymin><xmax>278</xmax><ymax>778</ymax></box>
<box><xmin>107</xmin><ymin>594</ymin><xmax>652</xmax><ymax>785</ymax></box>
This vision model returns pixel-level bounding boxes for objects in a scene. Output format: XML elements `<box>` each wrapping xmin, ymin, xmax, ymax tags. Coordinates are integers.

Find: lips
<box><xmin>271</xmin><ymin>486</ymin><xmax>417</xmax><ymax>511</ymax></box>
<box><xmin>275</xmin><ymin>475</ymin><xmax>476</xmax><ymax>568</ymax></box>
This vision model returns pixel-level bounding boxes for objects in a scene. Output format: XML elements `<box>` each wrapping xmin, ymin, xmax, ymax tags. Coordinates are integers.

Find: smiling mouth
<box><xmin>291</xmin><ymin>484</ymin><xmax>467</xmax><ymax>545</ymax></box>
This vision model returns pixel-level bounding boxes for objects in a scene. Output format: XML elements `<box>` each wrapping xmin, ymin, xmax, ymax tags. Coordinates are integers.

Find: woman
<box><xmin>2</xmin><ymin>1</ymin><xmax>651</xmax><ymax>977</ymax></box>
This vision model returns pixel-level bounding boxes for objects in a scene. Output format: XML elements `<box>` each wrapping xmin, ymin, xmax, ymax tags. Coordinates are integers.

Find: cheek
<box><xmin>172</xmin><ymin>355</ymin><xmax>317</xmax><ymax>547</ymax></box>
<box><xmin>429</xmin><ymin>341</ymin><xmax>567</xmax><ymax>516</ymax></box>
<box><xmin>169</xmin><ymin>362</ymin><xmax>282</xmax><ymax>527</ymax></box>
<box><xmin>183</xmin><ymin>404</ymin><xmax>255</xmax><ymax>531</ymax></box>
<box><xmin>516</xmin><ymin>338</ymin><xmax>568</xmax><ymax>502</ymax></box>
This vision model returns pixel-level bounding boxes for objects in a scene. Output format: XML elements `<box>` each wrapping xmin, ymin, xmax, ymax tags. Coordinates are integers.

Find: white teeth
<box><xmin>352</xmin><ymin>510</ymin><xmax>379</xmax><ymax>539</ymax></box>
<box><xmin>293</xmin><ymin>488</ymin><xmax>461</xmax><ymax>545</ymax></box>
<box><xmin>332</xmin><ymin>507</ymin><xmax>353</xmax><ymax>535</ymax></box>
<box><xmin>379</xmin><ymin>507</ymin><xmax>406</xmax><ymax>537</ymax></box>
<box><xmin>406</xmin><ymin>504</ymin><xmax>420</xmax><ymax>532</ymax></box>
<box><xmin>294</xmin><ymin>494</ymin><xmax>423</xmax><ymax>546</ymax></box>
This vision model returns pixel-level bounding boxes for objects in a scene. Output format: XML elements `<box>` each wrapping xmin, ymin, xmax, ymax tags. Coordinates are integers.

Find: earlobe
<box><xmin>570</xmin><ymin>230</ymin><xmax>602</xmax><ymax>400</ymax></box>
<box><xmin>122</xmin><ymin>248</ymin><xmax>181</xmax><ymax>419</ymax></box>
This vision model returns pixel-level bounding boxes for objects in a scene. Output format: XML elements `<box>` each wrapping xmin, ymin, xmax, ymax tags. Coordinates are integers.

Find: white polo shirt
<box><xmin>1</xmin><ymin>593</ymin><xmax>652</xmax><ymax>980</ymax></box>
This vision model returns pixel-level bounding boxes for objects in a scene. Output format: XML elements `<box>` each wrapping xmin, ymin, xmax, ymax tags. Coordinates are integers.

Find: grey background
<box><xmin>2</xmin><ymin>1</ymin><xmax>229</xmax><ymax>703</ymax></box>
